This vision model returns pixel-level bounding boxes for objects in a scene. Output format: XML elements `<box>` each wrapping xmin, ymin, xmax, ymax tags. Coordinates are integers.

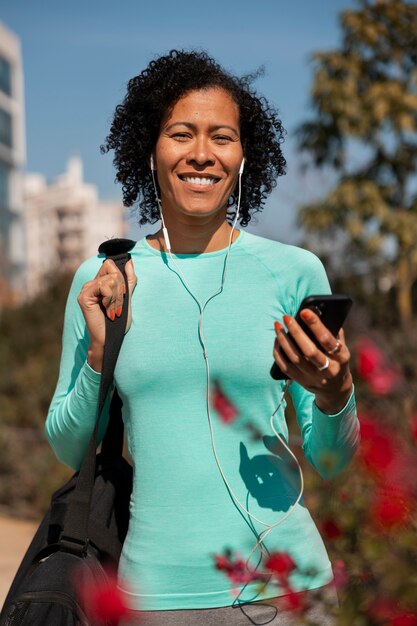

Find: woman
<box><xmin>46</xmin><ymin>50</ymin><xmax>359</xmax><ymax>625</ymax></box>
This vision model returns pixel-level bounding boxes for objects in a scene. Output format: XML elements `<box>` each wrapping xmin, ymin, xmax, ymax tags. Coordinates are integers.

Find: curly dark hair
<box><xmin>101</xmin><ymin>49</ymin><xmax>286</xmax><ymax>226</ymax></box>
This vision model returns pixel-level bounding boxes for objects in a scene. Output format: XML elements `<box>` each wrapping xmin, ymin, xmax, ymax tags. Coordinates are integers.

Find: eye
<box><xmin>213</xmin><ymin>135</ymin><xmax>233</xmax><ymax>145</ymax></box>
<box><xmin>172</xmin><ymin>132</ymin><xmax>191</xmax><ymax>142</ymax></box>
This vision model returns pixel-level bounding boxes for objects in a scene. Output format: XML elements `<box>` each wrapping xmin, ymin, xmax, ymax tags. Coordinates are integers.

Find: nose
<box><xmin>187</xmin><ymin>135</ymin><xmax>215</xmax><ymax>168</ymax></box>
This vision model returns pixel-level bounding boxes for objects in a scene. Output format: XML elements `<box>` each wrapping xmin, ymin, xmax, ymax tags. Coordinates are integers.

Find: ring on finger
<box><xmin>317</xmin><ymin>357</ymin><xmax>330</xmax><ymax>372</ymax></box>
<box><xmin>327</xmin><ymin>340</ymin><xmax>341</xmax><ymax>356</ymax></box>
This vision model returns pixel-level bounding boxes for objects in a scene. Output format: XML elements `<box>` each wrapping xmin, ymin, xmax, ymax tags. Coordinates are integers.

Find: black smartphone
<box><xmin>270</xmin><ymin>294</ymin><xmax>353</xmax><ymax>380</ymax></box>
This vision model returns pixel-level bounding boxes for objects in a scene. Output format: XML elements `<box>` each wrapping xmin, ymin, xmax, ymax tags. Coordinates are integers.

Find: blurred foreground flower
<box><xmin>356</xmin><ymin>337</ymin><xmax>403</xmax><ymax>395</ymax></box>
<box><xmin>359</xmin><ymin>414</ymin><xmax>396</xmax><ymax>476</ymax></box>
<box><xmin>332</xmin><ymin>560</ymin><xmax>348</xmax><ymax>589</ymax></box>
<box><xmin>264</xmin><ymin>551</ymin><xmax>296</xmax><ymax>582</ymax></box>
<box><xmin>368</xmin><ymin>597</ymin><xmax>417</xmax><ymax>625</ymax></box>
<box><xmin>212</xmin><ymin>380</ymin><xmax>239</xmax><ymax>424</ymax></box>
<box><xmin>370</xmin><ymin>488</ymin><xmax>413</xmax><ymax>531</ymax></box>
<box><xmin>73</xmin><ymin>568</ymin><xmax>130</xmax><ymax>625</ymax></box>
<box><xmin>390</xmin><ymin>615</ymin><xmax>417</xmax><ymax>626</ymax></box>
<box><xmin>320</xmin><ymin>518</ymin><xmax>343</xmax><ymax>541</ymax></box>
<box><xmin>214</xmin><ymin>549</ymin><xmax>257</xmax><ymax>585</ymax></box>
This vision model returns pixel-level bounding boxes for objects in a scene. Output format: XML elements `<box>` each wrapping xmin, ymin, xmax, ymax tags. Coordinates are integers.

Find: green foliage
<box><xmin>297</xmin><ymin>0</ymin><xmax>417</xmax><ymax>325</ymax></box>
<box><xmin>0</xmin><ymin>273</ymin><xmax>72</xmax><ymax>427</ymax></box>
<box><xmin>0</xmin><ymin>273</ymin><xmax>73</xmax><ymax>517</ymax></box>
<box><xmin>304</xmin><ymin>324</ymin><xmax>417</xmax><ymax>623</ymax></box>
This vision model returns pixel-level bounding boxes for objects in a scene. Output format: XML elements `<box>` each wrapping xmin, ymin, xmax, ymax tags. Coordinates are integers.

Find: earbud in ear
<box><xmin>150</xmin><ymin>155</ymin><xmax>155</xmax><ymax>170</ymax></box>
<box><xmin>239</xmin><ymin>158</ymin><xmax>245</xmax><ymax>175</ymax></box>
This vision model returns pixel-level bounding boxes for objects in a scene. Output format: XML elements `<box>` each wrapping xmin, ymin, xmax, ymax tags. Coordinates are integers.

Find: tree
<box><xmin>296</xmin><ymin>0</ymin><xmax>417</xmax><ymax>326</ymax></box>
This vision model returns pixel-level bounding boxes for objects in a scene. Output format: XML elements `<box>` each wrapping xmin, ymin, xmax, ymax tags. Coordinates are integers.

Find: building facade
<box><xmin>24</xmin><ymin>156</ymin><xmax>128</xmax><ymax>299</ymax></box>
<box><xmin>0</xmin><ymin>22</ymin><xmax>26</xmax><ymax>307</ymax></box>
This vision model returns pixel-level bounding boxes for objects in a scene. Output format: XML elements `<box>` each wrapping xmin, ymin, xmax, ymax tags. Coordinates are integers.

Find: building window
<box><xmin>0</xmin><ymin>56</ymin><xmax>12</xmax><ymax>96</ymax></box>
<box><xmin>0</xmin><ymin>159</ymin><xmax>10</xmax><ymax>207</ymax></box>
<box><xmin>0</xmin><ymin>107</ymin><xmax>12</xmax><ymax>148</ymax></box>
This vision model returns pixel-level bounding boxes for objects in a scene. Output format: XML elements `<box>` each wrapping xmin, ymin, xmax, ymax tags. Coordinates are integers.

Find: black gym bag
<box><xmin>0</xmin><ymin>239</ymin><xmax>136</xmax><ymax>626</ymax></box>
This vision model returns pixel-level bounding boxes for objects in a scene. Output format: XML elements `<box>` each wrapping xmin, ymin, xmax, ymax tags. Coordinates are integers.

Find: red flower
<box><xmin>74</xmin><ymin>569</ymin><xmax>129</xmax><ymax>625</ymax></box>
<box><xmin>280</xmin><ymin>587</ymin><xmax>306</xmax><ymax>613</ymax></box>
<box><xmin>391</xmin><ymin>615</ymin><xmax>417</xmax><ymax>626</ymax></box>
<box><xmin>369</xmin><ymin>598</ymin><xmax>417</xmax><ymax>625</ymax></box>
<box><xmin>356</xmin><ymin>338</ymin><xmax>402</xmax><ymax>395</ymax></box>
<box><xmin>265</xmin><ymin>552</ymin><xmax>296</xmax><ymax>581</ymax></box>
<box><xmin>368</xmin><ymin>597</ymin><xmax>399</xmax><ymax>620</ymax></box>
<box><xmin>368</xmin><ymin>367</ymin><xmax>402</xmax><ymax>395</ymax></box>
<box><xmin>371</xmin><ymin>489</ymin><xmax>413</xmax><ymax>530</ymax></box>
<box><xmin>332</xmin><ymin>560</ymin><xmax>348</xmax><ymax>589</ymax></box>
<box><xmin>214</xmin><ymin>554</ymin><xmax>230</xmax><ymax>571</ymax></box>
<box><xmin>320</xmin><ymin>518</ymin><xmax>342</xmax><ymax>540</ymax></box>
<box><xmin>212</xmin><ymin>381</ymin><xmax>239</xmax><ymax>424</ymax></box>
<box><xmin>361</xmin><ymin>433</ymin><xmax>395</xmax><ymax>473</ymax></box>
<box><xmin>214</xmin><ymin>551</ymin><xmax>257</xmax><ymax>585</ymax></box>
<box><xmin>357</xmin><ymin>338</ymin><xmax>383</xmax><ymax>378</ymax></box>
<box><xmin>359</xmin><ymin>416</ymin><xmax>396</xmax><ymax>477</ymax></box>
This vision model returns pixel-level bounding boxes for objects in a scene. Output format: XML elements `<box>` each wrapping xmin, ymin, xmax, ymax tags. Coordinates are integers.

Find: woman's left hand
<box><xmin>273</xmin><ymin>308</ymin><xmax>353</xmax><ymax>414</ymax></box>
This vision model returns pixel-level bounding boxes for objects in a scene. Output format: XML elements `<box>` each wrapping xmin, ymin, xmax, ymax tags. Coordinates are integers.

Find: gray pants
<box><xmin>120</xmin><ymin>585</ymin><xmax>338</xmax><ymax>626</ymax></box>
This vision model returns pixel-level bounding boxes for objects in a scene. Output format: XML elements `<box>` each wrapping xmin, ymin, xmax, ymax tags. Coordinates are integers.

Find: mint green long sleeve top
<box><xmin>45</xmin><ymin>230</ymin><xmax>359</xmax><ymax>611</ymax></box>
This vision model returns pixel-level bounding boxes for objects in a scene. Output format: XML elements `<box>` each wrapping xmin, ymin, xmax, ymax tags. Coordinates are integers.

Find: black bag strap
<box><xmin>60</xmin><ymin>238</ymin><xmax>136</xmax><ymax>555</ymax></box>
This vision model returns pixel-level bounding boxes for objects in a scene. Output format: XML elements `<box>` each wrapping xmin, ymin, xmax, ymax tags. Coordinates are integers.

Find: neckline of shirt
<box><xmin>141</xmin><ymin>229</ymin><xmax>244</xmax><ymax>258</ymax></box>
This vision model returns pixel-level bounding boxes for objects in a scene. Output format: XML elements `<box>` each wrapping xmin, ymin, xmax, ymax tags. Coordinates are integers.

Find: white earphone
<box><xmin>147</xmin><ymin>152</ymin><xmax>303</xmax><ymax>583</ymax></box>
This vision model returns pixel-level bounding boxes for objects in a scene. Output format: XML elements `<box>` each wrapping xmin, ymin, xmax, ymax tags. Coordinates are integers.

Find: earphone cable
<box><xmin>150</xmin><ymin>164</ymin><xmax>305</xmax><ymax>571</ymax></box>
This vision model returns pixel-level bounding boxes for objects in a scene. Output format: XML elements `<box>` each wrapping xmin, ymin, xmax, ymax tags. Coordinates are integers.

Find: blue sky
<box><xmin>1</xmin><ymin>0</ymin><xmax>357</xmax><ymax>241</ymax></box>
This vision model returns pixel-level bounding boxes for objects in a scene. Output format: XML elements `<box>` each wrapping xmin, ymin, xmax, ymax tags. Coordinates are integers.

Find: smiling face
<box><xmin>154</xmin><ymin>88</ymin><xmax>244</xmax><ymax>224</ymax></box>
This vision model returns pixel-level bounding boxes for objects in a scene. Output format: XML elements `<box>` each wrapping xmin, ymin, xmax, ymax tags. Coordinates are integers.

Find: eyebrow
<box><xmin>164</xmin><ymin>121</ymin><xmax>240</xmax><ymax>135</ymax></box>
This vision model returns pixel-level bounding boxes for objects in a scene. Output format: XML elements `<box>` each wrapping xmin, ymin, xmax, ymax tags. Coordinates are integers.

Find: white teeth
<box><xmin>182</xmin><ymin>176</ymin><xmax>217</xmax><ymax>186</ymax></box>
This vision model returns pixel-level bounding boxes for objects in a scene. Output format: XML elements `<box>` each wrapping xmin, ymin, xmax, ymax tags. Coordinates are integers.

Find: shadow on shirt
<box><xmin>239</xmin><ymin>436</ymin><xmax>304</xmax><ymax>512</ymax></box>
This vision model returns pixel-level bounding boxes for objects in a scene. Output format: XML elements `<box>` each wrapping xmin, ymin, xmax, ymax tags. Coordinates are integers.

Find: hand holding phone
<box><xmin>270</xmin><ymin>294</ymin><xmax>353</xmax><ymax>381</ymax></box>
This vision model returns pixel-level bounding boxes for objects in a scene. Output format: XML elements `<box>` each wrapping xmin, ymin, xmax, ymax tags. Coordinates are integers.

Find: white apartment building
<box><xmin>24</xmin><ymin>156</ymin><xmax>128</xmax><ymax>298</ymax></box>
<box><xmin>0</xmin><ymin>22</ymin><xmax>26</xmax><ymax>306</ymax></box>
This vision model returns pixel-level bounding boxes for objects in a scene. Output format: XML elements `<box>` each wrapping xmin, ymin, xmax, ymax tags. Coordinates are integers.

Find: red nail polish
<box><xmin>300</xmin><ymin>309</ymin><xmax>313</xmax><ymax>321</ymax></box>
<box><xmin>283</xmin><ymin>314</ymin><xmax>292</xmax><ymax>327</ymax></box>
<box><xmin>274</xmin><ymin>321</ymin><xmax>283</xmax><ymax>333</ymax></box>
<box><xmin>122</xmin><ymin>283</ymin><xmax>126</xmax><ymax>295</ymax></box>
<box><xmin>109</xmin><ymin>310</ymin><xmax>115</xmax><ymax>321</ymax></box>
<box><xmin>116</xmin><ymin>305</ymin><xmax>122</xmax><ymax>317</ymax></box>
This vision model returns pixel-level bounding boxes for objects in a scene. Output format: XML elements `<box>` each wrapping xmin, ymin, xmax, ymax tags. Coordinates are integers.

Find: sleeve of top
<box><xmin>44</xmin><ymin>256</ymin><xmax>111</xmax><ymax>471</ymax></box>
<box><xmin>290</xmin><ymin>383</ymin><xmax>359</xmax><ymax>479</ymax></box>
<box><xmin>286</xmin><ymin>249</ymin><xmax>360</xmax><ymax>479</ymax></box>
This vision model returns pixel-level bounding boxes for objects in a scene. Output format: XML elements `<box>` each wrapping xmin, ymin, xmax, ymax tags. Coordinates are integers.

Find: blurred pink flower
<box><xmin>265</xmin><ymin>551</ymin><xmax>296</xmax><ymax>582</ymax></box>
<box><xmin>390</xmin><ymin>615</ymin><xmax>417</xmax><ymax>626</ymax></box>
<box><xmin>359</xmin><ymin>415</ymin><xmax>396</xmax><ymax>476</ymax></box>
<box><xmin>332</xmin><ymin>560</ymin><xmax>349</xmax><ymax>589</ymax></box>
<box><xmin>214</xmin><ymin>551</ymin><xmax>257</xmax><ymax>585</ymax></box>
<box><xmin>279</xmin><ymin>587</ymin><xmax>306</xmax><ymax>613</ymax></box>
<box><xmin>368</xmin><ymin>367</ymin><xmax>403</xmax><ymax>395</ymax></box>
<box><xmin>212</xmin><ymin>381</ymin><xmax>239</xmax><ymax>424</ymax></box>
<box><xmin>74</xmin><ymin>568</ymin><xmax>129</xmax><ymax>626</ymax></box>
<box><xmin>357</xmin><ymin>338</ymin><xmax>384</xmax><ymax>378</ymax></box>
<box><xmin>370</xmin><ymin>488</ymin><xmax>413</xmax><ymax>531</ymax></box>
<box><xmin>356</xmin><ymin>338</ymin><xmax>402</xmax><ymax>395</ymax></box>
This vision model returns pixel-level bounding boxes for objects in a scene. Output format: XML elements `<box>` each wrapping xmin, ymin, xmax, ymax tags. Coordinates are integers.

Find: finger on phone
<box><xmin>299</xmin><ymin>308</ymin><xmax>346</xmax><ymax>356</ymax></box>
